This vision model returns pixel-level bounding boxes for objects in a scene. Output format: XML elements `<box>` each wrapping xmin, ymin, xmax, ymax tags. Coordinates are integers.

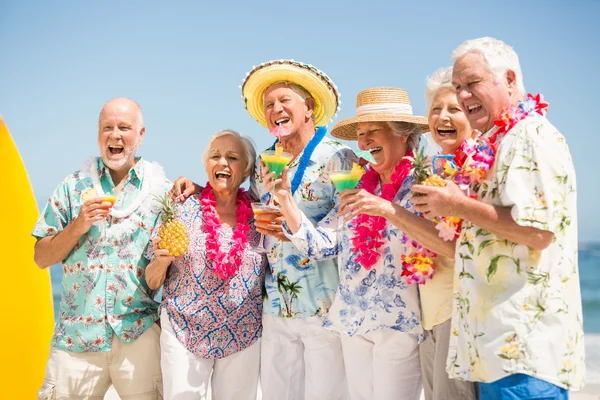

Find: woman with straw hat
<box><xmin>266</xmin><ymin>87</ymin><xmax>456</xmax><ymax>399</ymax></box>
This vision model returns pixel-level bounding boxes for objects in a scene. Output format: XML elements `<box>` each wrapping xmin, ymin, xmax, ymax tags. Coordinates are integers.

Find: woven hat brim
<box><xmin>243</xmin><ymin>64</ymin><xmax>338</xmax><ymax>128</ymax></box>
<box><xmin>330</xmin><ymin>113</ymin><xmax>429</xmax><ymax>141</ymax></box>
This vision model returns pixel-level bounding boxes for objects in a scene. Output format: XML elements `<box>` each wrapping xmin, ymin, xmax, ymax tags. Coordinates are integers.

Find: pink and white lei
<box><xmin>200</xmin><ymin>183</ymin><xmax>253</xmax><ymax>280</ymax></box>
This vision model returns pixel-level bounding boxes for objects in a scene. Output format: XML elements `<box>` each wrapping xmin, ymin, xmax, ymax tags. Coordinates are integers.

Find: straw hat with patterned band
<box><xmin>330</xmin><ymin>87</ymin><xmax>429</xmax><ymax>141</ymax></box>
<box><xmin>241</xmin><ymin>59</ymin><xmax>341</xmax><ymax>128</ymax></box>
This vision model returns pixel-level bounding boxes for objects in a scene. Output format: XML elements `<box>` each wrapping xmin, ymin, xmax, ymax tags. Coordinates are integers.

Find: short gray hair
<box><xmin>452</xmin><ymin>37</ymin><xmax>525</xmax><ymax>98</ymax></box>
<box><xmin>201</xmin><ymin>129</ymin><xmax>257</xmax><ymax>182</ymax></box>
<box><xmin>386</xmin><ymin>121</ymin><xmax>421</xmax><ymax>150</ymax></box>
<box><xmin>425</xmin><ymin>67</ymin><xmax>454</xmax><ymax>115</ymax></box>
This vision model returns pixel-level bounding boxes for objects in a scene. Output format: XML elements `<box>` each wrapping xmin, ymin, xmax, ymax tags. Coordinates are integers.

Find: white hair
<box><xmin>451</xmin><ymin>37</ymin><xmax>526</xmax><ymax>98</ymax></box>
<box><xmin>201</xmin><ymin>129</ymin><xmax>257</xmax><ymax>182</ymax></box>
<box><xmin>425</xmin><ymin>66</ymin><xmax>454</xmax><ymax>115</ymax></box>
<box><xmin>386</xmin><ymin>121</ymin><xmax>421</xmax><ymax>150</ymax></box>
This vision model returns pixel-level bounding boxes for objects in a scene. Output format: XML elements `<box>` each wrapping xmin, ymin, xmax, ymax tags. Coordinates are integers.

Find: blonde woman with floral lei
<box><xmin>413</xmin><ymin>37</ymin><xmax>584</xmax><ymax>398</ymax></box>
<box><xmin>416</xmin><ymin>66</ymin><xmax>478</xmax><ymax>400</ymax></box>
<box><xmin>145</xmin><ymin>130</ymin><xmax>267</xmax><ymax>400</ymax></box>
<box><xmin>265</xmin><ymin>87</ymin><xmax>455</xmax><ymax>399</ymax></box>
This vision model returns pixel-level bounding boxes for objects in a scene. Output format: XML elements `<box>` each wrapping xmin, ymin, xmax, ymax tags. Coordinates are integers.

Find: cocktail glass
<box><xmin>90</xmin><ymin>194</ymin><xmax>117</xmax><ymax>255</ymax></box>
<box><xmin>330</xmin><ymin>169</ymin><xmax>363</xmax><ymax>232</ymax></box>
<box><xmin>251</xmin><ymin>202</ymin><xmax>282</xmax><ymax>254</ymax></box>
<box><xmin>261</xmin><ymin>149</ymin><xmax>293</xmax><ymax>178</ymax></box>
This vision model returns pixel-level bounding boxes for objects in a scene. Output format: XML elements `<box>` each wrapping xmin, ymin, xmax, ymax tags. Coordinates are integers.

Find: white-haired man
<box><xmin>412</xmin><ymin>37</ymin><xmax>585</xmax><ymax>398</ymax></box>
<box><xmin>33</xmin><ymin>97</ymin><xmax>171</xmax><ymax>399</ymax></box>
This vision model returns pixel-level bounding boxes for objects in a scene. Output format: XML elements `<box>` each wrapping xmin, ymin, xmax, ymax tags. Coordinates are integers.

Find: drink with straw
<box><xmin>261</xmin><ymin>146</ymin><xmax>293</xmax><ymax>178</ymax></box>
<box><xmin>262</xmin><ymin>124</ymin><xmax>293</xmax><ymax>178</ymax></box>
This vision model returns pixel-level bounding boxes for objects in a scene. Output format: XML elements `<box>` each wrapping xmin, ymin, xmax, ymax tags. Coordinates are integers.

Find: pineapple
<box><xmin>155</xmin><ymin>194</ymin><xmax>189</xmax><ymax>257</ymax></box>
<box><xmin>423</xmin><ymin>174</ymin><xmax>446</xmax><ymax>187</ymax></box>
<box><xmin>410</xmin><ymin>148</ymin><xmax>446</xmax><ymax>187</ymax></box>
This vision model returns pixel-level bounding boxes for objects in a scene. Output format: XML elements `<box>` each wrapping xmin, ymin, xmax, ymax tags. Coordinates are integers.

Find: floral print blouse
<box><xmin>447</xmin><ymin>115</ymin><xmax>585</xmax><ymax>390</ymax></box>
<box><xmin>146</xmin><ymin>194</ymin><xmax>267</xmax><ymax>359</ymax></box>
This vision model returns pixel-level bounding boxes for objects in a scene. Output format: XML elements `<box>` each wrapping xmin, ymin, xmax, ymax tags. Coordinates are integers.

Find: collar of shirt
<box><xmin>97</xmin><ymin>157</ymin><xmax>144</xmax><ymax>191</ymax></box>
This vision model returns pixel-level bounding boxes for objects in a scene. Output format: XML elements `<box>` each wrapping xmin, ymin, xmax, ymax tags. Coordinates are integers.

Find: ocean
<box><xmin>49</xmin><ymin>242</ymin><xmax>600</xmax><ymax>384</ymax></box>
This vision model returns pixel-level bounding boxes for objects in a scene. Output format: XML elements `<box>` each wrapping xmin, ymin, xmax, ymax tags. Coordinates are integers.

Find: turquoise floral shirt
<box><xmin>32</xmin><ymin>157</ymin><xmax>171</xmax><ymax>352</ymax></box>
<box><xmin>447</xmin><ymin>116</ymin><xmax>585</xmax><ymax>390</ymax></box>
<box><xmin>252</xmin><ymin>136</ymin><xmax>357</xmax><ymax>318</ymax></box>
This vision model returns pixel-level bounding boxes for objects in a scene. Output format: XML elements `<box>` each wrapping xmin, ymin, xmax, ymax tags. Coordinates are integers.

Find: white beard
<box><xmin>100</xmin><ymin>137</ymin><xmax>141</xmax><ymax>171</ymax></box>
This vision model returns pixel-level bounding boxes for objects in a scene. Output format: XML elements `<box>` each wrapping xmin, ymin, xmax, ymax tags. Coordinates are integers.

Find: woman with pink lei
<box><xmin>265</xmin><ymin>87</ymin><xmax>453</xmax><ymax>400</ymax></box>
<box><xmin>145</xmin><ymin>130</ymin><xmax>266</xmax><ymax>400</ymax></box>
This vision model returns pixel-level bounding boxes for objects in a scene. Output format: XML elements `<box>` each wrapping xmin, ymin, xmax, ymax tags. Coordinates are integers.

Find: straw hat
<box><xmin>241</xmin><ymin>60</ymin><xmax>340</xmax><ymax>128</ymax></box>
<box><xmin>330</xmin><ymin>87</ymin><xmax>429</xmax><ymax>140</ymax></box>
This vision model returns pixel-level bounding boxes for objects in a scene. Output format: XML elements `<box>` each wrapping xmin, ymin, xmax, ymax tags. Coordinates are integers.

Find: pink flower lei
<box><xmin>200</xmin><ymin>182</ymin><xmax>253</xmax><ymax>280</ymax></box>
<box><xmin>352</xmin><ymin>148</ymin><xmax>413</xmax><ymax>270</ymax></box>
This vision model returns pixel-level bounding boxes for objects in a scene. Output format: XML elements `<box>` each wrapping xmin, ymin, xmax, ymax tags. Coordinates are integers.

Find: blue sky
<box><xmin>1</xmin><ymin>0</ymin><xmax>598</xmax><ymax>241</ymax></box>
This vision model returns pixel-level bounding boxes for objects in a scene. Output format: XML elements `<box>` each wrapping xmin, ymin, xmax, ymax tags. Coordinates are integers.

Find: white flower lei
<box><xmin>79</xmin><ymin>157</ymin><xmax>166</xmax><ymax>240</ymax></box>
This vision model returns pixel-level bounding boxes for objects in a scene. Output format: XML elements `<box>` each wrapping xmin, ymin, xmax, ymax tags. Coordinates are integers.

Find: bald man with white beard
<box><xmin>33</xmin><ymin>97</ymin><xmax>172</xmax><ymax>399</ymax></box>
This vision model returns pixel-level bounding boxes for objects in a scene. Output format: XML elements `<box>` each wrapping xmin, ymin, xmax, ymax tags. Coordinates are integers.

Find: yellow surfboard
<box><xmin>0</xmin><ymin>115</ymin><xmax>54</xmax><ymax>397</ymax></box>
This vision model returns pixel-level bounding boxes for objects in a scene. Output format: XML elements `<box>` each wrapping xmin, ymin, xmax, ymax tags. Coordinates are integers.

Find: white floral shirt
<box><xmin>283</xmin><ymin>174</ymin><xmax>422</xmax><ymax>337</ymax></box>
<box><xmin>447</xmin><ymin>115</ymin><xmax>585</xmax><ymax>390</ymax></box>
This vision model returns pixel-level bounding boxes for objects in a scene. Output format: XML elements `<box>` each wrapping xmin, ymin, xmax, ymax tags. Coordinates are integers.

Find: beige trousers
<box><xmin>38</xmin><ymin>324</ymin><xmax>162</xmax><ymax>400</ymax></box>
<box><xmin>419</xmin><ymin>318</ymin><xmax>478</xmax><ymax>400</ymax></box>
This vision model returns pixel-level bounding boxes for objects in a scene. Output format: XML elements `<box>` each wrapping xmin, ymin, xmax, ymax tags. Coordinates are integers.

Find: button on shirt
<box><xmin>32</xmin><ymin>158</ymin><xmax>171</xmax><ymax>352</ymax></box>
<box><xmin>252</xmin><ymin>136</ymin><xmax>357</xmax><ymax>318</ymax></box>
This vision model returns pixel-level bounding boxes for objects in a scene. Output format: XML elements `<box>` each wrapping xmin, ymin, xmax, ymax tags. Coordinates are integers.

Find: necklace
<box><xmin>200</xmin><ymin>182</ymin><xmax>253</xmax><ymax>280</ymax></box>
<box><xmin>351</xmin><ymin>148</ymin><xmax>413</xmax><ymax>270</ymax></box>
<box><xmin>88</xmin><ymin>158</ymin><xmax>151</xmax><ymax>219</ymax></box>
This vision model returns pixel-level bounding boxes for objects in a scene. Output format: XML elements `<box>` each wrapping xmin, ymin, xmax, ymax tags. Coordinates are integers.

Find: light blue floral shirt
<box><xmin>32</xmin><ymin>157</ymin><xmax>171</xmax><ymax>352</ymax></box>
<box><xmin>283</xmin><ymin>172</ymin><xmax>423</xmax><ymax>337</ymax></box>
<box><xmin>252</xmin><ymin>136</ymin><xmax>357</xmax><ymax>318</ymax></box>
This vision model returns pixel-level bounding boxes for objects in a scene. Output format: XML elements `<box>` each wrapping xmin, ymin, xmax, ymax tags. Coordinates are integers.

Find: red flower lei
<box><xmin>352</xmin><ymin>148</ymin><xmax>414</xmax><ymax>270</ymax></box>
<box><xmin>200</xmin><ymin>183</ymin><xmax>253</xmax><ymax>280</ymax></box>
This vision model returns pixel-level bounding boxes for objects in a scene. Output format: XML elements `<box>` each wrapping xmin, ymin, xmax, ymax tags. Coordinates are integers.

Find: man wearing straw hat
<box><xmin>412</xmin><ymin>37</ymin><xmax>585</xmax><ymax>398</ymax></box>
<box><xmin>244</xmin><ymin>60</ymin><xmax>355</xmax><ymax>400</ymax></box>
<box><xmin>173</xmin><ymin>60</ymin><xmax>355</xmax><ymax>399</ymax></box>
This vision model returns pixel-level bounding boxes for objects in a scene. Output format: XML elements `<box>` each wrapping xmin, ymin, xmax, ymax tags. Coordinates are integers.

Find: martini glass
<box><xmin>261</xmin><ymin>149</ymin><xmax>293</xmax><ymax>178</ymax></box>
<box><xmin>251</xmin><ymin>202</ymin><xmax>282</xmax><ymax>254</ymax></box>
<box><xmin>330</xmin><ymin>169</ymin><xmax>363</xmax><ymax>232</ymax></box>
<box><xmin>90</xmin><ymin>194</ymin><xmax>117</xmax><ymax>255</ymax></box>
